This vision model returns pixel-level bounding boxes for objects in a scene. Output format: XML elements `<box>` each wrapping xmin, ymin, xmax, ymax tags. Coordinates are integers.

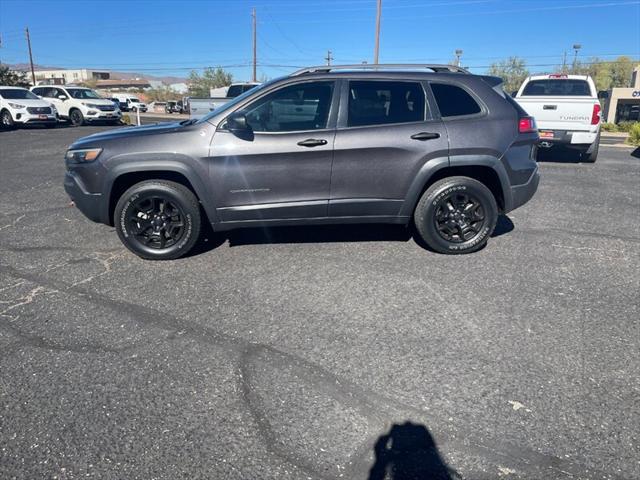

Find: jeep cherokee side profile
<box><xmin>64</xmin><ymin>64</ymin><xmax>540</xmax><ymax>260</ymax></box>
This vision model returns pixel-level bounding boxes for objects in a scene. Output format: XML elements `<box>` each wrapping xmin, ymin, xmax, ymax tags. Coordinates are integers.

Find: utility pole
<box><xmin>25</xmin><ymin>27</ymin><xmax>36</xmax><ymax>85</ymax></box>
<box><xmin>373</xmin><ymin>0</ymin><xmax>381</xmax><ymax>64</ymax></box>
<box><xmin>455</xmin><ymin>49</ymin><xmax>463</xmax><ymax>67</ymax></box>
<box><xmin>562</xmin><ymin>51</ymin><xmax>567</xmax><ymax>72</ymax></box>
<box><xmin>252</xmin><ymin>8</ymin><xmax>257</xmax><ymax>82</ymax></box>
<box><xmin>324</xmin><ymin>50</ymin><xmax>333</xmax><ymax>66</ymax></box>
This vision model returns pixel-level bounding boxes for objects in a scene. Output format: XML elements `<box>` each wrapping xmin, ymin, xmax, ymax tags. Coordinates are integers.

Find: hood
<box><xmin>70</xmin><ymin>121</ymin><xmax>185</xmax><ymax>147</ymax></box>
<box><xmin>4</xmin><ymin>98</ymin><xmax>56</xmax><ymax>108</ymax></box>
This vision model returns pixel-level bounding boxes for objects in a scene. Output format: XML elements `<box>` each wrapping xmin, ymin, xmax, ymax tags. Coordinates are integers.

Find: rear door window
<box><xmin>347</xmin><ymin>81</ymin><xmax>426</xmax><ymax>127</ymax></box>
<box><xmin>521</xmin><ymin>79</ymin><xmax>591</xmax><ymax>96</ymax></box>
<box><xmin>430</xmin><ymin>83</ymin><xmax>482</xmax><ymax>118</ymax></box>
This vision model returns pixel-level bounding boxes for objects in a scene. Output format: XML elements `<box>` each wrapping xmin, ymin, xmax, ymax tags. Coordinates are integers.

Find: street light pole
<box><xmin>455</xmin><ymin>49</ymin><xmax>463</xmax><ymax>67</ymax></box>
<box><xmin>572</xmin><ymin>44</ymin><xmax>581</xmax><ymax>73</ymax></box>
<box><xmin>374</xmin><ymin>0</ymin><xmax>382</xmax><ymax>64</ymax></box>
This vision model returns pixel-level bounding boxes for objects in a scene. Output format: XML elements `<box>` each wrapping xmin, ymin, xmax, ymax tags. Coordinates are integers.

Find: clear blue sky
<box><xmin>1</xmin><ymin>0</ymin><xmax>639</xmax><ymax>81</ymax></box>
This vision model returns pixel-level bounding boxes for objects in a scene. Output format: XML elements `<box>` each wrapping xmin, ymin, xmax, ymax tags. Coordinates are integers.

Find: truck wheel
<box><xmin>581</xmin><ymin>134</ymin><xmax>599</xmax><ymax>163</ymax></box>
<box><xmin>414</xmin><ymin>176</ymin><xmax>498</xmax><ymax>254</ymax></box>
<box><xmin>1</xmin><ymin>109</ymin><xmax>15</xmax><ymax>129</ymax></box>
<box><xmin>69</xmin><ymin>109</ymin><xmax>85</xmax><ymax>126</ymax></box>
<box><xmin>114</xmin><ymin>180</ymin><xmax>202</xmax><ymax>260</ymax></box>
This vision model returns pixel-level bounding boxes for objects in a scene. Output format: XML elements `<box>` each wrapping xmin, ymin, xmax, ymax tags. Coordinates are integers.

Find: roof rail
<box><xmin>291</xmin><ymin>64</ymin><xmax>470</xmax><ymax>76</ymax></box>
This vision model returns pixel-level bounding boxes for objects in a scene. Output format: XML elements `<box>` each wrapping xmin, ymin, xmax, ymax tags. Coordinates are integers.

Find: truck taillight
<box><xmin>591</xmin><ymin>103</ymin><xmax>601</xmax><ymax>125</ymax></box>
<box><xmin>519</xmin><ymin>116</ymin><xmax>537</xmax><ymax>133</ymax></box>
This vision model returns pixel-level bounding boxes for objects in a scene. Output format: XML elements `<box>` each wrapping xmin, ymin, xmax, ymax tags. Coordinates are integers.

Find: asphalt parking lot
<box><xmin>1</xmin><ymin>124</ymin><xmax>638</xmax><ymax>480</ymax></box>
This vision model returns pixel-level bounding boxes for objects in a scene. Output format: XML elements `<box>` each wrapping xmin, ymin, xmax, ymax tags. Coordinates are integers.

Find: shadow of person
<box><xmin>369</xmin><ymin>422</ymin><xmax>458</xmax><ymax>480</ymax></box>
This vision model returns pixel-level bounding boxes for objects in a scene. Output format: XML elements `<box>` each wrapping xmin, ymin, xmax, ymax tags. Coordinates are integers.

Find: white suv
<box><xmin>0</xmin><ymin>86</ymin><xmax>58</xmax><ymax>129</ymax></box>
<box><xmin>31</xmin><ymin>85</ymin><xmax>121</xmax><ymax>126</ymax></box>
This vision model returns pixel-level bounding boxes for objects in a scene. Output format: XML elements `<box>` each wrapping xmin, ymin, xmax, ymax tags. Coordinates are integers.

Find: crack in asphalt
<box><xmin>0</xmin><ymin>260</ymin><xmax>627</xmax><ymax>480</ymax></box>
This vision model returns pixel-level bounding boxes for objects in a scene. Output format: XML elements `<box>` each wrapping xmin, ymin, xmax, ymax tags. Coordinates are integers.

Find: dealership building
<box><xmin>602</xmin><ymin>65</ymin><xmax>640</xmax><ymax>123</ymax></box>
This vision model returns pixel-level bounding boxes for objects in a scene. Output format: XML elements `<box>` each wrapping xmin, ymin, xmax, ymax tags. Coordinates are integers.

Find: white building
<box><xmin>34</xmin><ymin>69</ymin><xmax>110</xmax><ymax>84</ymax></box>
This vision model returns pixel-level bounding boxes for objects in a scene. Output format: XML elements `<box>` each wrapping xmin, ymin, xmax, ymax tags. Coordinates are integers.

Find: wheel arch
<box><xmin>104</xmin><ymin>163</ymin><xmax>216</xmax><ymax>226</ymax></box>
<box><xmin>400</xmin><ymin>155</ymin><xmax>512</xmax><ymax>216</ymax></box>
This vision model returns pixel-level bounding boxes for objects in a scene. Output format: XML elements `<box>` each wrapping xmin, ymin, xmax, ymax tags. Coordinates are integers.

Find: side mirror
<box><xmin>58</xmin><ymin>95</ymin><xmax>67</xmax><ymax>100</ymax></box>
<box><xmin>227</xmin><ymin>113</ymin><xmax>250</xmax><ymax>132</ymax></box>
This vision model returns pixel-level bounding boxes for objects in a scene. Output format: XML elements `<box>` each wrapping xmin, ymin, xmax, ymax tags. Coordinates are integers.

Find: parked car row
<box><xmin>1</xmin><ymin>84</ymin><xmax>127</xmax><ymax>128</ymax></box>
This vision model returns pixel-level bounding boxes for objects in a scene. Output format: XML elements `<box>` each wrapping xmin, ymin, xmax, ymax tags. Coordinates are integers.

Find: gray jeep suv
<box><xmin>64</xmin><ymin>64</ymin><xmax>540</xmax><ymax>260</ymax></box>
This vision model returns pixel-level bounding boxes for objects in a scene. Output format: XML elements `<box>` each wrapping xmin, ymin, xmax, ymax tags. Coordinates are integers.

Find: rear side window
<box><xmin>430</xmin><ymin>83</ymin><xmax>481</xmax><ymax>117</ymax></box>
<box><xmin>348</xmin><ymin>81</ymin><xmax>425</xmax><ymax>127</ymax></box>
<box><xmin>522</xmin><ymin>79</ymin><xmax>591</xmax><ymax>96</ymax></box>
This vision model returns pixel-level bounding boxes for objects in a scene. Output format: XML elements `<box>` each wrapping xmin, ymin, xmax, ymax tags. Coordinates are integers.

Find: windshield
<box><xmin>130</xmin><ymin>98</ymin><xmax>140</xmax><ymax>103</ymax></box>
<box><xmin>196</xmin><ymin>78</ymin><xmax>281</xmax><ymax>124</ymax></box>
<box><xmin>66</xmin><ymin>88</ymin><xmax>102</xmax><ymax>99</ymax></box>
<box><xmin>522</xmin><ymin>79</ymin><xmax>591</xmax><ymax>96</ymax></box>
<box><xmin>0</xmin><ymin>89</ymin><xmax>40</xmax><ymax>100</ymax></box>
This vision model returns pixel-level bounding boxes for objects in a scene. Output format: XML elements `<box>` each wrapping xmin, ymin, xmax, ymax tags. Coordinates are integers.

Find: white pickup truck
<box><xmin>188</xmin><ymin>82</ymin><xmax>260</xmax><ymax>120</ymax></box>
<box><xmin>515</xmin><ymin>74</ymin><xmax>601</xmax><ymax>162</ymax></box>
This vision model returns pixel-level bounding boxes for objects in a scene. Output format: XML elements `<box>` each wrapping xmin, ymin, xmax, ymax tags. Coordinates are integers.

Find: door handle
<box><xmin>411</xmin><ymin>132</ymin><xmax>440</xmax><ymax>141</ymax></box>
<box><xmin>297</xmin><ymin>138</ymin><xmax>328</xmax><ymax>147</ymax></box>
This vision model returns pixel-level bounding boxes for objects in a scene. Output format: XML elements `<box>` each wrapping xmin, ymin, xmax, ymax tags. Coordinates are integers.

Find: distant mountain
<box><xmin>6</xmin><ymin>63</ymin><xmax>187</xmax><ymax>84</ymax></box>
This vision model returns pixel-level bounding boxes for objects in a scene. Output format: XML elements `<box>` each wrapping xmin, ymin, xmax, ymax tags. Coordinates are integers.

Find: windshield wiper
<box><xmin>179</xmin><ymin>119</ymin><xmax>197</xmax><ymax>126</ymax></box>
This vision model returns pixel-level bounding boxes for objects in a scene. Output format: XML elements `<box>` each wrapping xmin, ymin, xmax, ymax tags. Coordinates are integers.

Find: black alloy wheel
<box><xmin>115</xmin><ymin>180</ymin><xmax>202</xmax><ymax>260</ymax></box>
<box><xmin>434</xmin><ymin>191</ymin><xmax>487</xmax><ymax>243</ymax></box>
<box><xmin>127</xmin><ymin>195</ymin><xmax>186</xmax><ymax>250</ymax></box>
<box><xmin>414</xmin><ymin>176</ymin><xmax>498</xmax><ymax>254</ymax></box>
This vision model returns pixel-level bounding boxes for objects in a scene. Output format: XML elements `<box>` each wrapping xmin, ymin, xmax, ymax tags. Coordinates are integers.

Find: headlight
<box><xmin>8</xmin><ymin>102</ymin><xmax>25</xmax><ymax>109</ymax></box>
<box><xmin>65</xmin><ymin>148</ymin><xmax>102</xmax><ymax>163</ymax></box>
<box><xmin>81</xmin><ymin>102</ymin><xmax>100</xmax><ymax>108</ymax></box>
<box><xmin>50</xmin><ymin>104</ymin><xmax>57</xmax><ymax>112</ymax></box>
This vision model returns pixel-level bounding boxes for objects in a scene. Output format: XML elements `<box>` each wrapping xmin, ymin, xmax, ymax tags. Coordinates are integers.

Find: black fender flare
<box><xmin>101</xmin><ymin>156</ymin><xmax>219</xmax><ymax>225</ymax></box>
<box><xmin>399</xmin><ymin>154</ymin><xmax>513</xmax><ymax>217</ymax></box>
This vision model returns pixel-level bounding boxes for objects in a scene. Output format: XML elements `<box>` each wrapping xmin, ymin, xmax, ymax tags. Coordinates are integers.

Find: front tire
<box><xmin>69</xmin><ymin>109</ymin><xmax>85</xmax><ymax>126</ymax></box>
<box><xmin>1</xmin><ymin>109</ymin><xmax>15</xmax><ymax>129</ymax></box>
<box><xmin>414</xmin><ymin>176</ymin><xmax>498</xmax><ymax>254</ymax></box>
<box><xmin>114</xmin><ymin>180</ymin><xmax>202</xmax><ymax>260</ymax></box>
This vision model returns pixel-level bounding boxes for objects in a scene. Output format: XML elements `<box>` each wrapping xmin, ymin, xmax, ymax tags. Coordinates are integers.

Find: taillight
<box><xmin>518</xmin><ymin>116</ymin><xmax>537</xmax><ymax>133</ymax></box>
<box><xmin>591</xmin><ymin>103</ymin><xmax>601</xmax><ymax>125</ymax></box>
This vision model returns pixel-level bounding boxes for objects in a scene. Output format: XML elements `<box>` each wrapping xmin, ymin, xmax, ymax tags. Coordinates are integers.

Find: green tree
<box><xmin>608</xmin><ymin>56</ymin><xmax>635</xmax><ymax>88</ymax></box>
<box><xmin>188</xmin><ymin>67</ymin><xmax>233</xmax><ymax>97</ymax></box>
<box><xmin>144</xmin><ymin>85</ymin><xmax>181</xmax><ymax>102</ymax></box>
<box><xmin>0</xmin><ymin>65</ymin><xmax>30</xmax><ymax>87</ymax></box>
<box><xmin>488</xmin><ymin>56</ymin><xmax>529</xmax><ymax>95</ymax></box>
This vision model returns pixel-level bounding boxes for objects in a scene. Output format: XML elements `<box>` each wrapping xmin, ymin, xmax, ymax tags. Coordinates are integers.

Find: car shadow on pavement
<box><xmin>632</xmin><ymin>147</ymin><xmax>640</xmax><ymax>159</ymax></box>
<box><xmin>368</xmin><ymin>422</ymin><xmax>459</xmax><ymax>480</ymax></box>
<box><xmin>535</xmin><ymin>146</ymin><xmax>584</xmax><ymax>163</ymax></box>
<box><xmin>226</xmin><ymin>223</ymin><xmax>413</xmax><ymax>247</ymax></box>
<box><xmin>190</xmin><ymin>214</ymin><xmax>514</xmax><ymax>254</ymax></box>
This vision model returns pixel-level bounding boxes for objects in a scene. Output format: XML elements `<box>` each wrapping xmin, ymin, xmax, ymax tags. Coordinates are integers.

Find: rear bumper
<box><xmin>538</xmin><ymin>129</ymin><xmax>597</xmax><ymax>146</ymax></box>
<box><xmin>64</xmin><ymin>171</ymin><xmax>104</xmax><ymax>223</ymax></box>
<box><xmin>509</xmin><ymin>166</ymin><xmax>540</xmax><ymax>212</ymax></box>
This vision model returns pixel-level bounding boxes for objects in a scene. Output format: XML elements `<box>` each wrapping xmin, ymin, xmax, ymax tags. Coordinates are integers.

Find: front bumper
<box><xmin>64</xmin><ymin>171</ymin><xmax>104</xmax><ymax>223</ymax></box>
<box><xmin>509</xmin><ymin>166</ymin><xmax>540</xmax><ymax>211</ymax></box>
<box><xmin>85</xmin><ymin>110</ymin><xmax>122</xmax><ymax>122</ymax></box>
<box><xmin>14</xmin><ymin>112</ymin><xmax>57</xmax><ymax>124</ymax></box>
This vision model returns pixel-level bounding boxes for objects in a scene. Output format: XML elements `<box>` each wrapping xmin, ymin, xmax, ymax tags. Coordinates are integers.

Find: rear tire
<box><xmin>414</xmin><ymin>176</ymin><xmax>498</xmax><ymax>254</ymax></box>
<box><xmin>1</xmin><ymin>109</ymin><xmax>15</xmax><ymax>129</ymax></box>
<box><xmin>581</xmin><ymin>135</ymin><xmax>599</xmax><ymax>163</ymax></box>
<box><xmin>114</xmin><ymin>180</ymin><xmax>202</xmax><ymax>260</ymax></box>
<box><xmin>69</xmin><ymin>109</ymin><xmax>84</xmax><ymax>126</ymax></box>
